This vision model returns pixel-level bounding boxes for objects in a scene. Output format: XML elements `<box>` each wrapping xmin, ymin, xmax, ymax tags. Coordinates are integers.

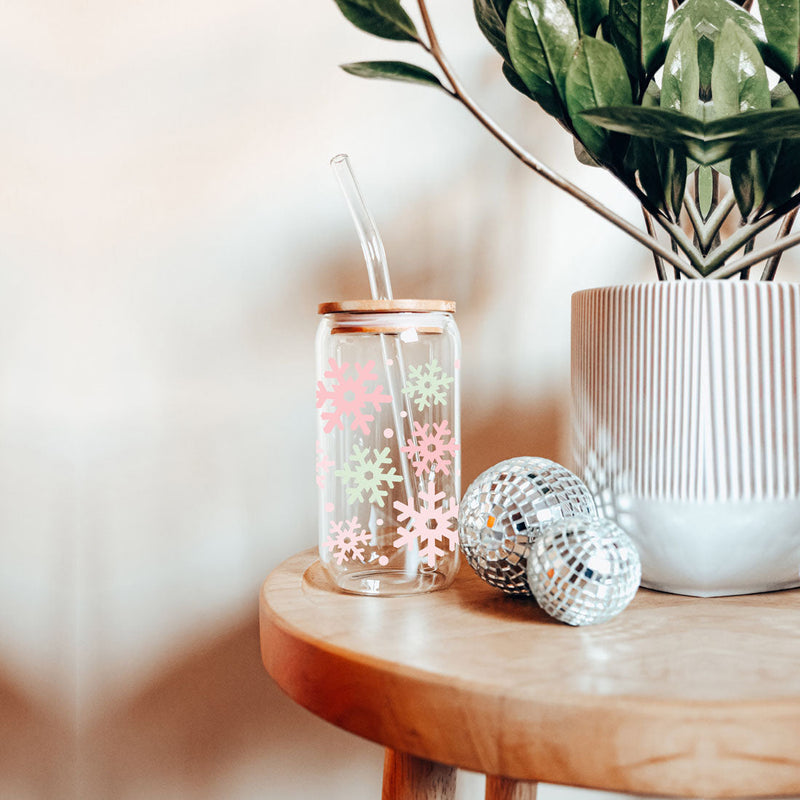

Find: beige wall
<box><xmin>3</xmin><ymin>1</ymin><xmax>797</xmax><ymax>797</ymax></box>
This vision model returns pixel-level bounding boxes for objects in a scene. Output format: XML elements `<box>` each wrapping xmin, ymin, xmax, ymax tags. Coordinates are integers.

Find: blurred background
<box><xmin>2</xmin><ymin>1</ymin><xmax>794</xmax><ymax>798</ymax></box>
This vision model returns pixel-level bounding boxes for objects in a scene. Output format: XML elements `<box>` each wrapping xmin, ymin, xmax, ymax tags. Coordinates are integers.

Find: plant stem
<box><xmin>415</xmin><ymin>0</ymin><xmax>704</xmax><ymax>279</ymax></box>
<box><xmin>684</xmin><ymin>191</ymin><xmax>736</xmax><ymax>252</ymax></box>
<box><xmin>670</xmin><ymin>237</ymin><xmax>682</xmax><ymax>279</ymax></box>
<box><xmin>761</xmin><ymin>207</ymin><xmax>800</xmax><ymax>280</ymax></box>
<box><xmin>626</xmin><ymin>181</ymin><xmax>705</xmax><ymax>267</ymax></box>
<box><xmin>663</xmin><ymin>218</ymin><xmax>703</xmax><ymax>269</ymax></box>
<box><xmin>702</xmin><ymin>211</ymin><xmax>779</xmax><ymax>274</ymax></box>
<box><xmin>683</xmin><ymin>194</ymin><xmax>704</xmax><ymax>243</ymax></box>
<box><xmin>641</xmin><ymin>208</ymin><xmax>668</xmax><ymax>280</ymax></box>
<box><xmin>713</xmin><ymin>189</ymin><xmax>800</xmax><ymax>272</ymax></box>
<box><xmin>739</xmin><ymin>234</ymin><xmax>754</xmax><ymax>280</ymax></box>
<box><xmin>712</xmin><ymin>225</ymin><xmax>800</xmax><ymax>278</ymax></box>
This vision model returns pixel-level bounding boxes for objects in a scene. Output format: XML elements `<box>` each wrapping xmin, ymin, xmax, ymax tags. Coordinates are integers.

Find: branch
<box><xmin>684</xmin><ymin>191</ymin><xmax>736</xmax><ymax>252</ymax></box>
<box><xmin>702</xmin><ymin>210</ymin><xmax>778</xmax><ymax>274</ymax></box>
<box><xmin>641</xmin><ymin>208</ymin><xmax>668</xmax><ymax>280</ymax></box>
<box><xmin>755</xmin><ymin>188</ymin><xmax>800</xmax><ymax>229</ymax></box>
<box><xmin>706</xmin><ymin>189</ymin><xmax>800</xmax><ymax>273</ymax></box>
<box><xmin>761</xmin><ymin>207</ymin><xmax>800</xmax><ymax>280</ymax></box>
<box><xmin>415</xmin><ymin>0</ymin><xmax>704</xmax><ymax>279</ymax></box>
<box><xmin>712</xmin><ymin>224</ymin><xmax>800</xmax><ymax>278</ymax></box>
<box><xmin>634</xmin><ymin>185</ymin><xmax>706</xmax><ymax>267</ymax></box>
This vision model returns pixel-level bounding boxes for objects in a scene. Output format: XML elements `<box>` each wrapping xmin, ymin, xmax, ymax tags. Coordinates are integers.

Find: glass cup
<box><xmin>315</xmin><ymin>299</ymin><xmax>461</xmax><ymax>595</ymax></box>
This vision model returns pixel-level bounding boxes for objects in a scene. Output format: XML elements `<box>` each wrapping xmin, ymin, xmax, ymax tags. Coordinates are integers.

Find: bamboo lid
<box><xmin>318</xmin><ymin>299</ymin><xmax>455</xmax><ymax>315</ymax></box>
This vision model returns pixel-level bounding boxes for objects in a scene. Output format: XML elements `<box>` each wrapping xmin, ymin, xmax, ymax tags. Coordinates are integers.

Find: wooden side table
<box><xmin>259</xmin><ymin>549</ymin><xmax>800</xmax><ymax>800</ymax></box>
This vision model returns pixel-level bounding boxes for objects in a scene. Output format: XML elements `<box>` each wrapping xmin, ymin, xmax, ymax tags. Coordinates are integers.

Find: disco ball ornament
<box><xmin>527</xmin><ymin>515</ymin><xmax>641</xmax><ymax>625</ymax></box>
<box><xmin>458</xmin><ymin>457</ymin><xmax>597</xmax><ymax>595</ymax></box>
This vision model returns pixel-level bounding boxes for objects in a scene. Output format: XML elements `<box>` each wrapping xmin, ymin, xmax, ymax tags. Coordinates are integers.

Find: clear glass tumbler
<box><xmin>315</xmin><ymin>299</ymin><xmax>461</xmax><ymax>595</ymax></box>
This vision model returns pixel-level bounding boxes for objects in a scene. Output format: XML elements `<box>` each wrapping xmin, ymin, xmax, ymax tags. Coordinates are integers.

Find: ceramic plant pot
<box><xmin>571</xmin><ymin>281</ymin><xmax>800</xmax><ymax>597</ymax></box>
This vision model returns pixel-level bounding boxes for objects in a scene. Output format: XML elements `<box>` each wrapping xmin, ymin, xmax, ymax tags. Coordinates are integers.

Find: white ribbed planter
<box><xmin>571</xmin><ymin>281</ymin><xmax>800</xmax><ymax>597</ymax></box>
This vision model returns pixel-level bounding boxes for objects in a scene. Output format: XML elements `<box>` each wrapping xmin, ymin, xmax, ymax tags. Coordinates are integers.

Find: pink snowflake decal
<box><xmin>315</xmin><ymin>440</ymin><xmax>335</xmax><ymax>488</ymax></box>
<box><xmin>325</xmin><ymin>517</ymin><xmax>371</xmax><ymax>565</ymax></box>
<box><xmin>400</xmin><ymin>420</ymin><xmax>460</xmax><ymax>477</ymax></box>
<box><xmin>393</xmin><ymin>481</ymin><xmax>459</xmax><ymax>567</ymax></box>
<box><xmin>316</xmin><ymin>359</ymin><xmax>392</xmax><ymax>435</ymax></box>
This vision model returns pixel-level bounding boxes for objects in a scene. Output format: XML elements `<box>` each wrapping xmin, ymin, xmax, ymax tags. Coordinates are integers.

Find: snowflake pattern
<box><xmin>316</xmin><ymin>359</ymin><xmax>392</xmax><ymax>435</ymax></box>
<box><xmin>400</xmin><ymin>420</ymin><xmax>460</xmax><ymax>477</ymax></box>
<box><xmin>315</xmin><ymin>440</ymin><xmax>335</xmax><ymax>488</ymax></box>
<box><xmin>325</xmin><ymin>517</ymin><xmax>371</xmax><ymax>564</ymax></box>
<box><xmin>401</xmin><ymin>358</ymin><xmax>454</xmax><ymax>411</ymax></box>
<box><xmin>335</xmin><ymin>445</ymin><xmax>403</xmax><ymax>507</ymax></box>
<box><xmin>393</xmin><ymin>481</ymin><xmax>459</xmax><ymax>567</ymax></box>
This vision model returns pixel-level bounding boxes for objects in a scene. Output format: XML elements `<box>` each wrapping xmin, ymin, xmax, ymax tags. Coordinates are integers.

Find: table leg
<box><xmin>485</xmin><ymin>776</ymin><xmax>539</xmax><ymax>800</ymax></box>
<box><xmin>381</xmin><ymin>748</ymin><xmax>457</xmax><ymax>800</ymax></box>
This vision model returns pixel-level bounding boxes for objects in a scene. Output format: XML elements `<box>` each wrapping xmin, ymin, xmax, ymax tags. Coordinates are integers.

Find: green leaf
<box><xmin>647</xmin><ymin>52</ymin><xmax>692</xmax><ymax>217</ymax></box>
<box><xmin>665</xmin><ymin>0</ymin><xmax>766</xmax><ymax>46</ymax></box>
<box><xmin>622</xmin><ymin>82</ymin><xmax>668</xmax><ymax>211</ymax></box>
<box><xmin>492</xmin><ymin>0</ymin><xmax>513</xmax><ymax>15</ymax></box>
<box><xmin>661</xmin><ymin>19</ymin><xmax>701</xmax><ymax>117</ymax></box>
<box><xmin>760</xmin><ymin>140</ymin><xmax>800</xmax><ymax>211</ymax></box>
<box><xmin>772</xmin><ymin>81</ymin><xmax>800</xmax><ymax>108</ymax></box>
<box><xmin>711</xmin><ymin>19</ymin><xmax>771</xmax><ymax>217</ymax></box>
<box><xmin>759</xmin><ymin>0</ymin><xmax>800</xmax><ymax>79</ymax></box>
<box><xmin>474</xmin><ymin>0</ymin><xmax>511</xmax><ymax>59</ymax></box>
<box><xmin>608</xmin><ymin>0</ymin><xmax>669</xmax><ymax>82</ymax></box>
<box><xmin>755</xmin><ymin>82</ymin><xmax>800</xmax><ymax>214</ymax></box>
<box><xmin>659</xmin><ymin>147</ymin><xmax>688</xmax><ymax>220</ymax></box>
<box><xmin>574</xmin><ymin>137</ymin><xmax>602</xmax><ymax>165</ymax></box>
<box><xmin>664</xmin><ymin>0</ymin><xmax>771</xmax><ymax>81</ymax></box>
<box><xmin>340</xmin><ymin>61</ymin><xmax>447</xmax><ymax>91</ymax></box>
<box><xmin>627</xmin><ymin>136</ymin><xmax>666</xmax><ymax>210</ymax></box>
<box><xmin>333</xmin><ymin>0</ymin><xmax>420</xmax><ymax>42</ymax></box>
<box><xmin>474</xmin><ymin>0</ymin><xmax>533</xmax><ymax>100</ymax></box>
<box><xmin>506</xmin><ymin>0</ymin><xmax>580</xmax><ymax>118</ymax></box>
<box><xmin>565</xmin><ymin>36</ymin><xmax>633</xmax><ymax>161</ymax></box>
<box><xmin>566</xmin><ymin>0</ymin><xmax>608</xmax><ymax>36</ymax></box>
<box><xmin>697</xmin><ymin>165</ymin><xmax>714</xmax><ymax>215</ymax></box>
<box><xmin>711</xmin><ymin>19</ymin><xmax>770</xmax><ymax>116</ymax></box>
<box><xmin>731</xmin><ymin>147</ymin><xmax>778</xmax><ymax>218</ymax></box>
<box><xmin>697</xmin><ymin>36</ymin><xmax>715</xmax><ymax>99</ymax></box>
<box><xmin>502</xmin><ymin>60</ymin><xmax>534</xmax><ymax>97</ymax></box>
<box><xmin>581</xmin><ymin>106</ymin><xmax>800</xmax><ymax>163</ymax></box>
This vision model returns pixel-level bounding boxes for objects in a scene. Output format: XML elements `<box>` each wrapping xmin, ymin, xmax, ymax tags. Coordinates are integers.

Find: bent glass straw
<box><xmin>330</xmin><ymin>154</ymin><xmax>419</xmax><ymax>551</ymax></box>
<box><xmin>330</xmin><ymin>153</ymin><xmax>394</xmax><ymax>300</ymax></box>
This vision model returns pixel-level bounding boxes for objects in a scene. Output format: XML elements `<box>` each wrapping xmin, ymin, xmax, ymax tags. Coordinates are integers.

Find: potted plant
<box><xmin>330</xmin><ymin>0</ymin><xmax>800</xmax><ymax>596</ymax></box>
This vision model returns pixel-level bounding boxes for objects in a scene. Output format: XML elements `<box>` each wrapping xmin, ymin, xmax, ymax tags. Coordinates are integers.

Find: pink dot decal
<box><xmin>386</xmin><ymin>358</ymin><xmax>394</xmax><ymax>366</ymax></box>
<box><xmin>379</xmin><ymin>556</ymin><xmax>389</xmax><ymax>566</ymax></box>
<box><xmin>400</xmin><ymin>411</ymin><xmax>408</xmax><ymax>418</ymax></box>
<box><xmin>455</xmin><ymin>359</ymin><xmax>461</xmax><ymax>369</ymax></box>
<box><xmin>384</xmin><ymin>428</ymin><xmax>394</xmax><ymax>438</ymax></box>
<box><xmin>325</xmin><ymin>502</ymin><xmax>335</xmax><ymax>513</ymax></box>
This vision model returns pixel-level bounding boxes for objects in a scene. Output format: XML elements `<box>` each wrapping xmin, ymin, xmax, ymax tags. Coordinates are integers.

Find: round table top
<box><xmin>259</xmin><ymin>549</ymin><xmax>800</xmax><ymax>798</ymax></box>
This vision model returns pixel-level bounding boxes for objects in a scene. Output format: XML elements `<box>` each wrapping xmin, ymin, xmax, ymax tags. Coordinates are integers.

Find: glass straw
<box><xmin>330</xmin><ymin>154</ymin><xmax>419</xmax><ymax>564</ymax></box>
<box><xmin>330</xmin><ymin>154</ymin><xmax>394</xmax><ymax>300</ymax></box>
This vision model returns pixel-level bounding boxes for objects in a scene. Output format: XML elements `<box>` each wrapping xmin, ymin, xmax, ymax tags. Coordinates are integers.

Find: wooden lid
<box><xmin>318</xmin><ymin>299</ymin><xmax>455</xmax><ymax>315</ymax></box>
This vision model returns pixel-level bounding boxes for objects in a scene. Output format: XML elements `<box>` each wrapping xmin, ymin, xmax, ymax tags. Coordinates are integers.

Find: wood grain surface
<box><xmin>260</xmin><ymin>549</ymin><xmax>800</xmax><ymax>798</ymax></box>
<box><xmin>485</xmin><ymin>776</ymin><xmax>538</xmax><ymax>800</ymax></box>
<box><xmin>381</xmin><ymin>750</ymin><xmax>456</xmax><ymax>800</ymax></box>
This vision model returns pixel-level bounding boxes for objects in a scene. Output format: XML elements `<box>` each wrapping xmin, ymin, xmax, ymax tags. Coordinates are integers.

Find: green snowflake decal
<box><xmin>335</xmin><ymin>445</ymin><xmax>403</xmax><ymax>507</ymax></box>
<box><xmin>402</xmin><ymin>358</ymin><xmax>454</xmax><ymax>411</ymax></box>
